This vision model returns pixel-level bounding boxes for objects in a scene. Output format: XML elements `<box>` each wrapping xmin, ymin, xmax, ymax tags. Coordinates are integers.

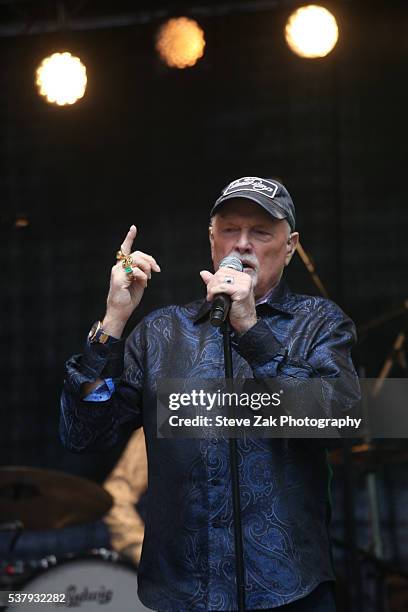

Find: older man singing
<box><xmin>60</xmin><ymin>176</ymin><xmax>360</xmax><ymax>611</ymax></box>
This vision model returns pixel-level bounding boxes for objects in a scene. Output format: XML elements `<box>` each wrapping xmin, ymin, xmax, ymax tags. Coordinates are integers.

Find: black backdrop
<box><xmin>1</xmin><ymin>1</ymin><xmax>407</xmax><ymax>480</ymax></box>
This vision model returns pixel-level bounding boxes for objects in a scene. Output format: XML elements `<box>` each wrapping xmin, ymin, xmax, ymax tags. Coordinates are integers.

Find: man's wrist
<box><xmin>101</xmin><ymin>315</ymin><xmax>127</xmax><ymax>339</ymax></box>
<box><xmin>232</xmin><ymin>315</ymin><xmax>259</xmax><ymax>335</ymax></box>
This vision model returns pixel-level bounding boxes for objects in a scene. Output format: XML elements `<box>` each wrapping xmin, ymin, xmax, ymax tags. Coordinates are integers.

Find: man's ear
<box><xmin>285</xmin><ymin>232</ymin><xmax>299</xmax><ymax>266</ymax></box>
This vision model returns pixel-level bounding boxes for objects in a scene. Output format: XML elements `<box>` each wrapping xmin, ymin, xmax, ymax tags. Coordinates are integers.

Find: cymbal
<box><xmin>329</xmin><ymin>443</ymin><xmax>408</xmax><ymax>470</ymax></box>
<box><xmin>0</xmin><ymin>466</ymin><xmax>112</xmax><ymax>530</ymax></box>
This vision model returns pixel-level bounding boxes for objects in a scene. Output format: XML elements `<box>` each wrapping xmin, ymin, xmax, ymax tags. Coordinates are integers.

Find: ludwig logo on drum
<box><xmin>64</xmin><ymin>585</ymin><xmax>113</xmax><ymax>607</ymax></box>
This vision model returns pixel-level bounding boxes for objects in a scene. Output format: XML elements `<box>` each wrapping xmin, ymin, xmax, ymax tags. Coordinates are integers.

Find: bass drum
<box><xmin>5</xmin><ymin>549</ymin><xmax>150</xmax><ymax>611</ymax></box>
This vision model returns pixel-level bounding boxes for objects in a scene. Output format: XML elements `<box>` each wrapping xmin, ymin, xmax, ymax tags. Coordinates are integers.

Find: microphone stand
<box><xmin>221</xmin><ymin>320</ymin><xmax>246</xmax><ymax>612</ymax></box>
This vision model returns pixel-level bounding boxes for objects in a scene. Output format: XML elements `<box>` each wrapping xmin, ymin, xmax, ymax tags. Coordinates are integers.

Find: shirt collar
<box><xmin>193</xmin><ymin>279</ymin><xmax>296</xmax><ymax>324</ymax></box>
<box><xmin>255</xmin><ymin>283</ymin><xmax>281</xmax><ymax>306</ymax></box>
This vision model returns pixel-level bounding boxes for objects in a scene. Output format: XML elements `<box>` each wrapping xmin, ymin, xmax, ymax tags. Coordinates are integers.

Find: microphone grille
<box><xmin>219</xmin><ymin>256</ymin><xmax>243</xmax><ymax>272</ymax></box>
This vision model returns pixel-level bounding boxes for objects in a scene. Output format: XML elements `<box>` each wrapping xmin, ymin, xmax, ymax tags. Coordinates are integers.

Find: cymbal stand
<box><xmin>361</xmin><ymin>314</ymin><xmax>408</xmax><ymax>611</ymax></box>
<box><xmin>0</xmin><ymin>520</ymin><xmax>24</xmax><ymax>555</ymax></box>
<box><xmin>296</xmin><ymin>242</ymin><xmax>363</xmax><ymax>608</ymax></box>
<box><xmin>295</xmin><ymin>242</ymin><xmax>330</xmax><ymax>298</ymax></box>
<box><xmin>372</xmin><ymin>330</ymin><xmax>407</xmax><ymax>397</ymax></box>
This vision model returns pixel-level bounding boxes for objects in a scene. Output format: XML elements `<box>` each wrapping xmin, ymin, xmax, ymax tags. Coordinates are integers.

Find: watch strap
<box><xmin>89</xmin><ymin>320</ymin><xmax>112</xmax><ymax>344</ymax></box>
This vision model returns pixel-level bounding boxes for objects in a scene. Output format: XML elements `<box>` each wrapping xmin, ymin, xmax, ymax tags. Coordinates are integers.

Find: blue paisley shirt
<box><xmin>60</xmin><ymin>281</ymin><xmax>360</xmax><ymax>611</ymax></box>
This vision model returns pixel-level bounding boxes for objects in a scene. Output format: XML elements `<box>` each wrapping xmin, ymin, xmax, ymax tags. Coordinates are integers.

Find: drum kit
<box><xmin>0</xmin><ymin>467</ymin><xmax>150</xmax><ymax>611</ymax></box>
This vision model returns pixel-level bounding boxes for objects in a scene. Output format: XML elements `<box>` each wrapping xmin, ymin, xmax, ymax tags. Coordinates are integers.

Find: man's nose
<box><xmin>234</xmin><ymin>231</ymin><xmax>253</xmax><ymax>253</ymax></box>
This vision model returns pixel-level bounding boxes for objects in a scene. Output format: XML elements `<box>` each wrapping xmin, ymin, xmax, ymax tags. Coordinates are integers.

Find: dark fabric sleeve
<box><xmin>59</xmin><ymin>324</ymin><xmax>144</xmax><ymax>453</ymax></box>
<box><xmin>231</xmin><ymin>302</ymin><xmax>361</xmax><ymax>424</ymax></box>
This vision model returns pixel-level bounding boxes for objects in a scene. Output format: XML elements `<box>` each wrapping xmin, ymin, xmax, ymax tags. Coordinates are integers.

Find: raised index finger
<box><xmin>120</xmin><ymin>225</ymin><xmax>137</xmax><ymax>255</ymax></box>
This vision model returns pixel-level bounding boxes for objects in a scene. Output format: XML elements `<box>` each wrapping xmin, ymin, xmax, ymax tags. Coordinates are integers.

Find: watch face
<box><xmin>89</xmin><ymin>321</ymin><xmax>110</xmax><ymax>344</ymax></box>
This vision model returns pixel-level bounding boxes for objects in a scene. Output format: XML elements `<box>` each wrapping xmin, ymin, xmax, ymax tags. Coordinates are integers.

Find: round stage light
<box><xmin>285</xmin><ymin>5</ymin><xmax>339</xmax><ymax>59</ymax></box>
<box><xmin>35</xmin><ymin>52</ymin><xmax>87</xmax><ymax>106</ymax></box>
<box><xmin>156</xmin><ymin>17</ymin><xmax>206</xmax><ymax>69</ymax></box>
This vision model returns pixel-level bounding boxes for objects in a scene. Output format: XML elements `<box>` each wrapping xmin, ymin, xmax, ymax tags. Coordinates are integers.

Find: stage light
<box><xmin>285</xmin><ymin>5</ymin><xmax>339</xmax><ymax>58</ymax></box>
<box><xmin>14</xmin><ymin>215</ymin><xmax>29</xmax><ymax>228</ymax></box>
<box><xmin>35</xmin><ymin>52</ymin><xmax>87</xmax><ymax>106</ymax></box>
<box><xmin>156</xmin><ymin>17</ymin><xmax>205</xmax><ymax>69</ymax></box>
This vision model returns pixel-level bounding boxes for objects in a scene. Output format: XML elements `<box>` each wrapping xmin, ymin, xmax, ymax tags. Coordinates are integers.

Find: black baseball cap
<box><xmin>210</xmin><ymin>176</ymin><xmax>296</xmax><ymax>232</ymax></box>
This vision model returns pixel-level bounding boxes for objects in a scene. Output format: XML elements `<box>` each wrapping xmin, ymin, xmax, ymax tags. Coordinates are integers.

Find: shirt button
<box><xmin>211</xmin><ymin>479</ymin><xmax>221</xmax><ymax>486</ymax></box>
<box><xmin>211</xmin><ymin>520</ymin><xmax>222</xmax><ymax>529</ymax></box>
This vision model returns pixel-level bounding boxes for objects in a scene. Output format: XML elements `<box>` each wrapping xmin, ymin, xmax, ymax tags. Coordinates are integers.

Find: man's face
<box><xmin>209</xmin><ymin>199</ymin><xmax>299</xmax><ymax>299</ymax></box>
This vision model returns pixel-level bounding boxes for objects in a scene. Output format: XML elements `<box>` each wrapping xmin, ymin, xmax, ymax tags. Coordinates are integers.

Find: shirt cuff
<box><xmin>83</xmin><ymin>378</ymin><xmax>115</xmax><ymax>402</ymax></box>
<box><xmin>231</xmin><ymin>317</ymin><xmax>287</xmax><ymax>367</ymax></box>
<box><xmin>79</xmin><ymin>337</ymin><xmax>125</xmax><ymax>380</ymax></box>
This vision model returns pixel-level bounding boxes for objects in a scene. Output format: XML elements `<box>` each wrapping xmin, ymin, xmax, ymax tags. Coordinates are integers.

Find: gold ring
<box><xmin>121</xmin><ymin>256</ymin><xmax>134</xmax><ymax>269</ymax></box>
<box><xmin>116</xmin><ymin>250</ymin><xmax>127</xmax><ymax>261</ymax></box>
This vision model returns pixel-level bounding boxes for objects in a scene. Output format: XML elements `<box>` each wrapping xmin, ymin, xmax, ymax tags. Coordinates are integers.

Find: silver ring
<box><xmin>224</xmin><ymin>275</ymin><xmax>234</xmax><ymax>284</ymax></box>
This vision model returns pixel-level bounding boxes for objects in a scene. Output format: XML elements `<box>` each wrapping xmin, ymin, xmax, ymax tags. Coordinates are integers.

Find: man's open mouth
<box><xmin>241</xmin><ymin>262</ymin><xmax>256</xmax><ymax>271</ymax></box>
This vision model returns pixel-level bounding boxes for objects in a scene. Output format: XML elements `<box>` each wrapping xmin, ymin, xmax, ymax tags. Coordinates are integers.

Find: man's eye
<box><xmin>222</xmin><ymin>228</ymin><xmax>236</xmax><ymax>233</ymax></box>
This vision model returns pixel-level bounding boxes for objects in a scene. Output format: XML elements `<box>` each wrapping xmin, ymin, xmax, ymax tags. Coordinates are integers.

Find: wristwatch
<box><xmin>88</xmin><ymin>320</ymin><xmax>111</xmax><ymax>344</ymax></box>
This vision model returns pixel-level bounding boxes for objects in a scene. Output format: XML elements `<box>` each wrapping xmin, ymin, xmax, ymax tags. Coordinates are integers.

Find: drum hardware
<box><xmin>332</xmin><ymin>300</ymin><xmax>408</xmax><ymax>612</ymax></box>
<box><xmin>0</xmin><ymin>466</ymin><xmax>112</xmax><ymax>531</ymax></box>
<box><xmin>329</xmin><ymin>441</ymin><xmax>408</xmax><ymax>471</ymax></box>
<box><xmin>357</xmin><ymin>299</ymin><xmax>408</xmax><ymax>338</ymax></box>
<box><xmin>355</xmin><ymin>310</ymin><xmax>408</xmax><ymax>573</ymax></box>
<box><xmin>1</xmin><ymin>550</ymin><xmax>148</xmax><ymax>611</ymax></box>
<box><xmin>372</xmin><ymin>329</ymin><xmax>407</xmax><ymax>397</ymax></box>
<box><xmin>0</xmin><ymin>468</ymin><xmax>148</xmax><ymax>610</ymax></box>
<box><xmin>298</xmin><ymin>251</ymin><xmax>407</xmax><ymax>611</ymax></box>
<box><xmin>0</xmin><ymin>466</ymin><xmax>113</xmax><ymax>594</ymax></box>
<box><xmin>0</xmin><ymin>520</ymin><xmax>24</xmax><ymax>558</ymax></box>
<box><xmin>357</xmin><ymin>301</ymin><xmax>408</xmax><ymax>395</ymax></box>
<box><xmin>295</xmin><ymin>241</ymin><xmax>330</xmax><ymax>298</ymax></box>
<box><xmin>0</xmin><ymin>557</ymin><xmax>58</xmax><ymax>590</ymax></box>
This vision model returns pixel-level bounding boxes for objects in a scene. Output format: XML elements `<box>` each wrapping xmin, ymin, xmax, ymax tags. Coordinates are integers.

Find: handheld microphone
<box><xmin>210</xmin><ymin>256</ymin><xmax>243</xmax><ymax>327</ymax></box>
